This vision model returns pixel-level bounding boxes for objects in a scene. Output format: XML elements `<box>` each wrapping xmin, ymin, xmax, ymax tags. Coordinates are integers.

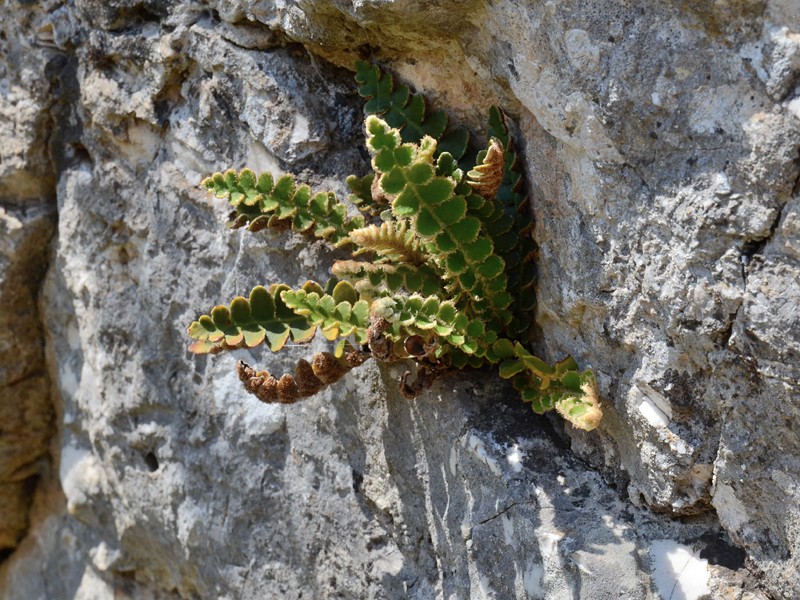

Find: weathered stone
<box><xmin>0</xmin><ymin>199</ymin><xmax>56</xmax><ymax>553</ymax></box>
<box><xmin>0</xmin><ymin>0</ymin><xmax>798</xmax><ymax>599</ymax></box>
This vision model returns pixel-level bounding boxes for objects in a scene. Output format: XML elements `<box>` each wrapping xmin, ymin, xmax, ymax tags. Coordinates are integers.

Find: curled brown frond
<box><xmin>237</xmin><ymin>350</ymin><xmax>370</xmax><ymax>404</ymax></box>
<box><xmin>467</xmin><ymin>138</ymin><xmax>505</xmax><ymax>200</ymax></box>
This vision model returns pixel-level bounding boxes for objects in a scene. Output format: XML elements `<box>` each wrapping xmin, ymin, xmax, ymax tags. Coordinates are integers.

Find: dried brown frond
<box><xmin>467</xmin><ymin>138</ymin><xmax>505</xmax><ymax>200</ymax></box>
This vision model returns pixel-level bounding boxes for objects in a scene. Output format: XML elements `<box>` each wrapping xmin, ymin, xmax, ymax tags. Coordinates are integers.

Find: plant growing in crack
<box><xmin>187</xmin><ymin>62</ymin><xmax>602</xmax><ymax>431</ymax></box>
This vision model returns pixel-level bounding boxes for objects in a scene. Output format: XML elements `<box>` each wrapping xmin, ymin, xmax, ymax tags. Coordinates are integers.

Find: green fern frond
<box><xmin>203</xmin><ymin>168</ymin><xmax>365</xmax><ymax>247</ymax></box>
<box><xmin>366</xmin><ymin>116</ymin><xmax>513</xmax><ymax>326</ymax></box>
<box><xmin>483</xmin><ymin>107</ymin><xmax>538</xmax><ymax>335</ymax></box>
<box><xmin>355</xmin><ymin>61</ymin><xmax>469</xmax><ymax>160</ymax></box>
<box><xmin>280</xmin><ymin>281</ymin><xmax>371</xmax><ymax>344</ymax></box>
<box><xmin>499</xmin><ymin>345</ymin><xmax>602</xmax><ymax>430</ymax></box>
<box><xmin>187</xmin><ymin>283</ymin><xmax>317</xmax><ymax>354</ymax></box>
<box><xmin>370</xmin><ymin>294</ymin><xmax>496</xmax><ymax>357</ymax></box>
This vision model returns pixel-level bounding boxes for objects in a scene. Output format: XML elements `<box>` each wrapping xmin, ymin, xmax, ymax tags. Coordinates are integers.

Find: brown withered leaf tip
<box><xmin>310</xmin><ymin>352</ymin><xmax>351</xmax><ymax>384</ymax></box>
<box><xmin>467</xmin><ymin>138</ymin><xmax>505</xmax><ymax>200</ymax></box>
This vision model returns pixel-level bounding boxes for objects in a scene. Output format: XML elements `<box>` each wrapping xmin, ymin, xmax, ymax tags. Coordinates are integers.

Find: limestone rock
<box><xmin>0</xmin><ymin>0</ymin><xmax>798</xmax><ymax>599</ymax></box>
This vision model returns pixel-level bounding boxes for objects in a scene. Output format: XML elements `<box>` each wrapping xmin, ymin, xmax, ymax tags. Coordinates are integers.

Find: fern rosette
<box><xmin>186</xmin><ymin>63</ymin><xmax>602</xmax><ymax>431</ymax></box>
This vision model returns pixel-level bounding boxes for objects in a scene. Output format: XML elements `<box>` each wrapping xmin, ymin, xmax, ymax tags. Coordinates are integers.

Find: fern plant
<box><xmin>187</xmin><ymin>62</ymin><xmax>602</xmax><ymax>431</ymax></box>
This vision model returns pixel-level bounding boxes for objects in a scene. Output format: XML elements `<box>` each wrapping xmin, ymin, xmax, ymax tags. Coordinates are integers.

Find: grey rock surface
<box><xmin>0</xmin><ymin>0</ymin><xmax>798</xmax><ymax>599</ymax></box>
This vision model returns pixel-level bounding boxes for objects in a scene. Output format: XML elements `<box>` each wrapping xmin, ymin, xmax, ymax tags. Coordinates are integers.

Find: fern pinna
<box><xmin>187</xmin><ymin>62</ymin><xmax>602</xmax><ymax>431</ymax></box>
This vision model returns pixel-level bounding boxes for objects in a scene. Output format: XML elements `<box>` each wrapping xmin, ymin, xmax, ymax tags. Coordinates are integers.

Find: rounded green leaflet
<box><xmin>407</xmin><ymin>163</ymin><xmax>434</xmax><ymax>185</ymax></box>
<box><xmin>273</xmin><ymin>174</ymin><xmax>295</xmax><ymax>200</ymax></box>
<box><xmin>263</xmin><ymin>321</ymin><xmax>291</xmax><ymax>352</ymax></box>
<box><xmin>309</xmin><ymin>192</ymin><xmax>331</xmax><ymax>217</ymax></box>
<box><xmin>476</xmin><ymin>255</ymin><xmax>504</xmax><ymax>279</ymax></box>
<box><xmin>464</xmin><ymin>238</ymin><xmax>493</xmax><ymax>262</ymax></box>
<box><xmin>458</xmin><ymin>270</ymin><xmax>477</xmax><ymax>291</ymax></box>
<box><xmin>256</xmin><ymin>171</ymin><xmax>274</xmax><ymax>194</ymax></box>
<box><xmin>366</xmin><ymin>116</ymin><xmax>400</xmax><ymax>150</ymax></box>
<box><xmin>447</xmin><ymin>332</ymin><xmax>466</xmax><ymax>347</ymax></box>
<box><xmin>416</xmin><ymin>208</ymin><xmax>442</xmax><ymax>237</ymax></box>
<box><xmin>466</xmin><ymin>319</ymin><xmax>485</xmax><ymax>338</ymax></box>
<box><xmin>393</xmin><ymin>145</ymin><xmax>414</xmax><ymax>167</ymax></box>
<box><xmin>334</xmin><ymin>301</ymin><xmax>353</xmax><ymax>322</ymax></box>
<box><xmin>238</xmin><ymin>168</ymin><xmax>256</xmax><ymax>190</ymax></box>
<box><xmin>223</xmin><ymin>170</ymin><xmax>238</xmax><ymax>190</ymax></box>
<box><xmin>381</xmin><ymin>167</ymin><xmax>406</xmax><ymax>194</ymax></box>
<box><xmin>386</xmin><ymin>272</ymin><xmax>403</xmax><ymax>291</ymax></box>
<box><xmin>492</xmin><ymin>339</ymin><xmax>516</xmax><ymax>359</ymax></box>
<box><xmin>433</xmin><ymin>197</ymin><xmax>466</xmax><ymax>225</ymax></box>
<box><xmin>404</xmin><ymin>270</ymin><xmax>422</xmax><ymax>292</ymax></box>
<box><xmin>249</xmin><ymin>286</ymin><xmax>275</xmax><ymax>321</ymax></box>
<box><xmin>188</xmin><ymin>320</ymin><xmax>213</xmax><ymax>341</ymax></box>
<box><xmin>445</xmin><ymin>252</ymin><xmax>467</xmax><ymax>274</ymax></box>
<box><xmin>352</xmin><ymin>300</ymin><xmax>370</xmax><ymax>327</ymax></box>
<box><xmin>448</xmin><ymin>217</ymin><xmax>481</xmax><ymax>243</ymax></box>
<box><xmin>421</xmin><ymin>110</ymin><xmax>447</xmax><ymax>139</ymax></box>
<box><xmin>374</xmin><ymin>149</ymin><xmax>397</xmax><ymax>173</ymax></box>
<box><xmin>242</xmin><ymin>326</ymin><xmax>266</xmax><ymax>348</ymax></box>
<box><xmin>436</xmin><ymin>152</ymin><xmax>457</xmax><ymax>176</ymax></box>
<box><xmin>418</xmin><ymin>178</ymin><xmax>454</xmax><ymax>204</ymax></box>
<box><xmin>318</xmin><ymin>294</ymin><xmax>337</xmax><ymax>317</ymax></box>
<box><xmin>435</xmin><ymin>232</ymin><xmax>457</xmax><ymax>253</ymax></box>
<box><xmin>493</xmin><ymin>230</ymin><xmax>519</xmax><ymax>254</ymax></box>
<box><xmin>280</xmin><ymin>290</ymin><xmax>307</xmax><ymax>313</ymax></box>
<box><xmin>436</xmin><ymin>301</ymin><xmax>457</xmax><ymax>324</ymax></box>
<box><xmin>559</xmin><ymin>371</ymin><xmax>582</xmax><ymax>391</ymax></box>
<box><xmin>211</xmin><ymin>305</ymin><xmax>234</xmax><ymax>330</ymax></box>
<box><xmin>199</xmin><ymin>315</ymin><xmax>222</xmax><ymax>338</ymax></box>
<box><xmin>420</xmin><ymin>296</ymin><xmax>440</xmax><ymax>317</ymax></box>
<box><xmin>212</xmin><ymin>305</ymin><xmax>244</xmax><ymax>346</ymax></box>
<box><xmin>460</xmin><ymin>338</ymin><xmax>478</xmax><ymax>354</ymax></box>
<box><xmin>332</xmin><ymin>280</ymin><xmax>359</xmax><ymax>305</ymax></box>
<box><xmin>293</xmin><ymin>212</ymin><xmax>315</xmax><ymax>232</ymax></box>
<box><xmin>393</xmin><ymin>189</ymin><xmax>420</xmax><ymax>217</ymax></box>
<box><xmin>291</xmin><ymin>184</ymin><xmax>312</xmax><ymax>209</ymax></box>
<box><xmin>272</xmin><ymin>284</ymin><xmax>297</xmax><ymax>319</ymax></box>
<box><xmin>229</xmin><ymin>297</ymin><xmax>252</xmax><ymax>324</ymax></box>
<box><xmin>485</xmin><ymin>276</ymin><xmax>508</xmax><ymax>294</ymax></box>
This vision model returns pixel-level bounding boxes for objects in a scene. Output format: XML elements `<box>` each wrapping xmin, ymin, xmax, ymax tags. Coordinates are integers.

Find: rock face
<box><xmin>0</xmin><ymin>1</ymin><xmax>58</xmax><ymax>555</ymax></box>
<box><xmin>0</xmin><ymin>0</ymin><xmax>798</xmax><ymax>599</ymax></box>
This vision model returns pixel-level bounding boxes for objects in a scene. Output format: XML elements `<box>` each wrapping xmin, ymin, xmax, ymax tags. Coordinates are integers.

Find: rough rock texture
<box><xmin>0</xmin><ymin>0</ymin><xmax>798</xmax><ymax>599</ymax></box>
<box><xmin>0</xmin><ymin>204</ymin><xmax>55</xmax><ymax>553</ymax></box>
<box><xmin>0</xmin><ymin>0</ymin><xmax>58</xmax><ymax>555</ymax></box>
